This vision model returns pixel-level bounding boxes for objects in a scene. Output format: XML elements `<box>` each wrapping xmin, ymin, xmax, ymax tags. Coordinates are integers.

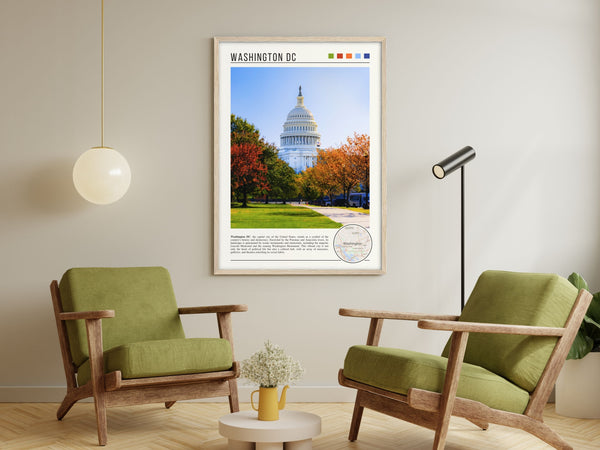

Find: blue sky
<box><xmin>231</xmin><ymin>67</ymin><xmax>369</xmax><ymax>148</ymax></box>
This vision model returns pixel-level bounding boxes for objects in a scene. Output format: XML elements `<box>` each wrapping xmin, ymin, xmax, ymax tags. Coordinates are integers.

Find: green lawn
<box><xmin>231</xmin><ymin>203</ymin><xmax>342</xmax><ymax>228</ymax></box>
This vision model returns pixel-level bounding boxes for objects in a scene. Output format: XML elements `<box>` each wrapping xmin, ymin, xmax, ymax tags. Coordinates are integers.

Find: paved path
<box><xmin>298</xmin><ymin>204</ymin><xmax>370</xmax><ymax>228</ymax></box>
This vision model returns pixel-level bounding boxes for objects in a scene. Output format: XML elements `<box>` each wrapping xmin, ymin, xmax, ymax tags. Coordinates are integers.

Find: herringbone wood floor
<box><xmin>0</xmin><ymin>402</ymin><xmax>598</xmax><ymax>449</ymax></box>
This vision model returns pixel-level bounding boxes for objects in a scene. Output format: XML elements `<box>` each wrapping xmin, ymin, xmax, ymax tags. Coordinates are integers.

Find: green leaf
<box><xmin>584</xmin><ymin>293</ymin><xmax>600</xmax><ymax>345</ymax></box>
<box><xmin>587</xmin><ymin>292</ymin><xmax>600</xmax><ymax>323</ymax></box>
<box><xmin>583</xmin><ymin>314</ymin><xmax>600</xmax><ymax>344</ymax></box>
<box><xmin>583</xmin><ymin>314</ymin><xmax>600</xmax><ymax>330</ymax></box>
<box><xmin>583</xmin><ymin>318</ymin><xmax>600</xmax><ymax>342</ymax></box>
<box><xmin>568</xmin><ymin>272</ymin><xmax>589</xmax><ymax>291</ymax></box>
<box><xmin>568</xmin><ymin>330</ymin><xmax>594</xmax><ymax>359</ymax></box>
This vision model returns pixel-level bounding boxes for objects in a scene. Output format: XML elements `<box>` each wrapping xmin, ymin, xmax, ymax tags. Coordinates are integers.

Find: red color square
<box><xmin>337</xmin><ymin>53</ymin><xmax>343</xmax><ymax>59</ymax></box>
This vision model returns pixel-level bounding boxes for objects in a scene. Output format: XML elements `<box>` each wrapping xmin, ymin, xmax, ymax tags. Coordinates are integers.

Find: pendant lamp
<box><xmin>73</xmin><ymin>0</ymin><xmax>130</xmax><ymax>205</ymax></box>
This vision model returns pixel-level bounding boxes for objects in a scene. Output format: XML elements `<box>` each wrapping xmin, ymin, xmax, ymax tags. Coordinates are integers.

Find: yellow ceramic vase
<box><xmin>251</xmin><ymin>385</ymin><xmax>289</xmax><ymax>421</ymax></box>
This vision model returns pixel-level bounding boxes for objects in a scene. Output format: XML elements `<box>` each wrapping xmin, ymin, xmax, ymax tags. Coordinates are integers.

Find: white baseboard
<box><xmin>0</xmin><ymin>387</ymin><xmax>69</xmax><ymax>403</ymax></box>
<box><xmin>0</xmin><ymin>386</ymin><xmax>356</xmax><ymax>403</ymax></box>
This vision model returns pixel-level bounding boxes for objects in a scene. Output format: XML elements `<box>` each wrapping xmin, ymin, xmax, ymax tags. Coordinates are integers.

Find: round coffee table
<box><xmin>218</xmin><ymin>410</ymin><xmax>321</xmax><ymax>450</ymax></box>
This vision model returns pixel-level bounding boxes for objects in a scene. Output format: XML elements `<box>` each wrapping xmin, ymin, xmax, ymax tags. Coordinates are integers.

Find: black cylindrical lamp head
<box><xmin>432</xmin><ymin>146</ymin><xmax>476</xmax><ymax>179</ymax></box>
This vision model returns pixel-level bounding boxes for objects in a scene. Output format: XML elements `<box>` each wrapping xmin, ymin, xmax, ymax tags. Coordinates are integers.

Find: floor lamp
<box><xmin>432</xmin><ymin>146</ymin><xmax>476</xmax><ymax>311</ymax></box>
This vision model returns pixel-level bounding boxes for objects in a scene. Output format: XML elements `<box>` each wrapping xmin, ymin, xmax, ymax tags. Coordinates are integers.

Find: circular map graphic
<box><xmin>333</xmin><ymin>224</ymin><xmax>373</xmax><ymax>263</ymax></box>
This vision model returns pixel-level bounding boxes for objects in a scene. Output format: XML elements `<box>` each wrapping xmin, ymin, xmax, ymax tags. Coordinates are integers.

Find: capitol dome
<box><xmin>286</xmin><ymin>103</ymin><xmax>316</xmax><ymax>122</ymax></box>
<box><xmin>279</xmin><ymin>86</ymin><xmax>321</xmax><ymax>173</ymax></box>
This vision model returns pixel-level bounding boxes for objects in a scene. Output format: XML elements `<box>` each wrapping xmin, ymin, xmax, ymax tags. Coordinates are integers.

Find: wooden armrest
<box><xmin>178</xmin><ymin>304</ymin><xmax>248</xmax><ymax>315</ymax></box>
<box><xmin>339</xmin><ymin>308</ymin><xmax>459</xmax><ymax>321</ymax></box>
<box><xmin>417</xmin><ymin>319</ymin><xmax>565</xmax><ymax>336</ymax></box>
<box><xmin>58</xmin><ymin>310</ymin><xmax>115</xmax><ymax>321</ymax></box>
<box><xmin>178</xmin><ymin>305</ymin><xmax>247</xmax><ymax>360</ymax></box>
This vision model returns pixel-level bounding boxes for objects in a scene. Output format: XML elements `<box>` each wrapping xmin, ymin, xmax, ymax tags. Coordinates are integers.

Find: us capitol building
<box><xmin>279</xmin><ymin>86</ymin><xmax>321</xmax><ymax>173</ymax></box>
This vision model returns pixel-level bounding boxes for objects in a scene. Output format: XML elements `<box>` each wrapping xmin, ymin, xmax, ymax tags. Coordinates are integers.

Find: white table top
<box><xmin>219</xmin><ymin>410</ymin><xmax>321</xmax><ymax>443</ymax></box>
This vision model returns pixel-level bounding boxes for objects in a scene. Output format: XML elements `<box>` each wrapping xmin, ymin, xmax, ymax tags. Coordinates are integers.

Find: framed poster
<box><xmin>214</xmin><ymin>37</ymin><xmax>386</xmax><ymax>274</ymax></box>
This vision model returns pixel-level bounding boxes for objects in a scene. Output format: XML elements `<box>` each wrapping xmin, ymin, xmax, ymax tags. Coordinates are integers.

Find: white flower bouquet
<box><xmin>241</xmin><ymin>341</ymin><xmax>304</xmax><ymax>388</ymax></box>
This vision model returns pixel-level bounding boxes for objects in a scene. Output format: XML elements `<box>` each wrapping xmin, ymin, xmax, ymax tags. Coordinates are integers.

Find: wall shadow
<box><xmin>26</xmin><ymin>158</ymin><xmax>86</xmax><ymax>215</ymax></box>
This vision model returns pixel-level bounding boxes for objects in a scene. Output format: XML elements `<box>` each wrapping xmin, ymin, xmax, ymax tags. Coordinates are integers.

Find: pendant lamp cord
<box><xmin>101</xmin><ymin>0</ymin><xmax>105</xmax><ymax>147</ymax></box>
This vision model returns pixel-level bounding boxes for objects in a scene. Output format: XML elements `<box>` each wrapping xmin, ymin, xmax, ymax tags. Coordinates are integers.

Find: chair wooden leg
<box><xmin>93</xmin><ymin>392</ymin><xmax>108</xmax><ymax>446</ymax></box>
<box><xmin>57</xmin><ymin>384</ymin><xmax>93</xmax><ymax>420</ymax></box>
<box><xmin>467</xmin><ymin>418</ymin><xmax>489</xmax><ymax>430</ymax></box>
<box><xmin>165</xmin><ymin>401</ymin><xmax>176</xmax><ymax>409</ymax></box>
<box><xmin>57</xmin><ymin>391</ymin><xmax>79</xmax><ymax>420</ymax></box>
<box><xmin>349</xmin><ymin>391</ymin><xmax>365</xmax><ymax>441</ymax></box>
<box><xmin>86</xmin><ymin>318</ymin><xmax>108</xmax><ymax>446</ymax></box>
<box><xmin>433</xmin><ymin>331</ymin><xmax>469</xmax><ymax>450</ymax></box>
<box><xmin>228</xmin><ymin>379</ymin><xmax>240</xmax><ymax>413</ymax></box>
<box><xmin>519</xmin><ymin>415</ymin><xmax>573</xmax><ymax>450</ymax></box>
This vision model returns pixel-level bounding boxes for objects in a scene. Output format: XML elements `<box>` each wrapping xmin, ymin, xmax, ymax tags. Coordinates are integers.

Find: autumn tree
<box><xmin>308</xmin><ymin>133</ymin><xmax>370</xmax><ymax>205</ymax></box>
<box><xmin>230</xmin><ymin>115</ymin><xmax>297</xmax><ymax>205</ymax></box>
<box><xmin>337</xmin><ymin>133</ymin><xmax>370</xmax><ymax>202</ymax></box>
<box><xmin>311</xmin><ymin>148</ymin><xmax>341</xmax><ymax>204</ymax></box>
<box><xmin>327</xmin><ymin>148</ymin><xmax>357</xmax><ymax>204</ymax></box>
<box><xmin>297</xmin><ymin>166</ymin><xmax>323</xmax><ymax>202</ymax></box>
<box><xmin>231</xmin><ymin>142</ymin><xmax>267</xmax><ymax>207</ymax></box>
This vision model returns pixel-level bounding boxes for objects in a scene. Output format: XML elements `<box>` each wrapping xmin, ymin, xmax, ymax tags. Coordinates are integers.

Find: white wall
<box><xmin>1</xmin><ymin>0</ymin><xmax>599</xmax><ymax>401</ymax></box>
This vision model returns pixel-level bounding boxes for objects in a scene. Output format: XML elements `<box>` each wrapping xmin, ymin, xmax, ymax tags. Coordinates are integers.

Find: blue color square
<box><xmin>364</xmin><ymin>53</ymin><xmax>370</xmax><ymax>59</ymax></box>
<box><xmin>355</xmin><ymin>53</ymin><xmax>361</xmax><ymax>59</ymax></box>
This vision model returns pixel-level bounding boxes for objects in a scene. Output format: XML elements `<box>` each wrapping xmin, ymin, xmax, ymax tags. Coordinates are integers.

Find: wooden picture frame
<box><xmin>214</xmin><ymin>37</ymin><xmax>386</xmax><ymax>275</ymax></box>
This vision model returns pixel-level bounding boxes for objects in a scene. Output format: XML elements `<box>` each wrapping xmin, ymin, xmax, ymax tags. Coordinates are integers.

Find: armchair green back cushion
<box><xmin>441</xmin><ymin>270</ymin><xmax>578</xmax><ymax>393</ymax></box>
<box><xmin>59</xmin><ymin>267</ymin><xmax>233</xmax><ymax>386</ymax></box>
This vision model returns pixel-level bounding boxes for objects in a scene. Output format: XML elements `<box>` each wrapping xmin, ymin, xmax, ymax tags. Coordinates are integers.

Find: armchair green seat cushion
<box><xmin>344</xmin><ymin>345</ymin><xmax>530</xmax><ymax>414</ymax></box>
<box><xmin>76</xmin><ymin>337</ymin><xmax>233</xmax><ymax>386</ymax></box>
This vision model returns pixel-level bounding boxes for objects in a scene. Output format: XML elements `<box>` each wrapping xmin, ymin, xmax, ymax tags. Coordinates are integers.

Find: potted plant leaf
<box><xmin>555</xmin><ymin>273</ymin><xmax>600</xmax><ymax>418</ymax></box>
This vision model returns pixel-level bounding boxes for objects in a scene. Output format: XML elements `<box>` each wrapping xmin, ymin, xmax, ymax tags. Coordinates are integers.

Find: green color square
<box><xmin>328</xmin><ymin>53</ymin><xmax>334</xmax><ymax>59</ymax></box>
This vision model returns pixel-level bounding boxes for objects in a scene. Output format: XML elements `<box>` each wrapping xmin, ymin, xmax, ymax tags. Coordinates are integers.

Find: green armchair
<box><xmin>51</xmin><ymin>267</ymin><xmax>247</xmax><ymax>445</ymax></box>
<box><xmin>339</xmin><ymin>270</ymin><xmax>592</xmax><ymax>449</ymax></box>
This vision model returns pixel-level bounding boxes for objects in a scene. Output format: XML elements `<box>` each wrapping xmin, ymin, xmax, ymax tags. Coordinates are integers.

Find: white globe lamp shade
<box><xmin>73</xmin><ymin>147</ymin><xmax>131</xmax><ymax>205</ymax></box>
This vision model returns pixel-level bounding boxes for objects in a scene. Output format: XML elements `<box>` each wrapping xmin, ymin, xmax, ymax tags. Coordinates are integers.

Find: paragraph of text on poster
<box><xmin>230</xmin><ymin>235</ymin><xmax>329</xmax><ymax>255</ymax></box>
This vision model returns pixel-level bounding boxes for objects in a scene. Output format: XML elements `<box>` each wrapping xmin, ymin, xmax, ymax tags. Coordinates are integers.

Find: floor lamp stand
<box><xmin>461</xmin><ymin>166</ymin><xmax>465</xmax><ymax>311</ymax></box>
<box><xmin>432</xmin><ymin>146</ymin><xmax>476</xmax><ymax>312</ymax></box>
